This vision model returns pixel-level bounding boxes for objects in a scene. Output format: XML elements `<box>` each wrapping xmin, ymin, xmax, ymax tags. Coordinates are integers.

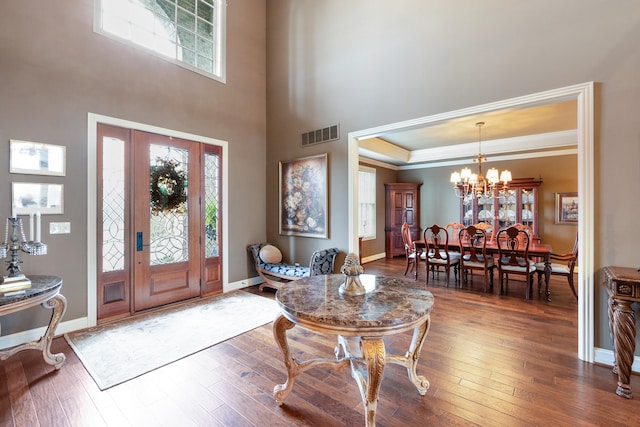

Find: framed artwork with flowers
<box><xmin>279</xmin><ymin>153</ymin><xmax>328</xmax><ymax>238</ymax></box>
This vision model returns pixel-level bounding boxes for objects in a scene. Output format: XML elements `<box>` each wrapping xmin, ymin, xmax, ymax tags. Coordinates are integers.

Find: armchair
<box><xmin>536</xmin><ymin>235</ymin><xmax>578</xmax><ymax>300</ymax></box>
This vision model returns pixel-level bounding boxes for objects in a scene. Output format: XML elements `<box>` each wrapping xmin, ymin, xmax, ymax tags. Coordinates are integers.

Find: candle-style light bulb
<box><xmin>29</xmin><ymin>211</ymin><xmax>34</xmax><ymax>242</ymax></box>
<box><xmin>35</xmin><ymin>211</ymin><xmax>41</xmax><ymax>243</ymax></box>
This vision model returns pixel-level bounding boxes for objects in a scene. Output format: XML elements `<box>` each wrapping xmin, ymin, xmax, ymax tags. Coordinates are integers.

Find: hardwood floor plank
<box><xmin>0</xmin><ymin>365</ymin><xmax>13</xmax><ymax>425</ymax></box>
<box><xmin>3</xmin><ymin>358</ymin><xmax>38</xmax><ymax>426</ymax></box>
<box><xmin>19</xmin><ymin>351</ymin><xmax>70</xmax><ymax>427</ymax></box>
<box><xmin>2</xmin><ymin>258</ymin><xmax>639</xmax><ymax>426</ymax></box>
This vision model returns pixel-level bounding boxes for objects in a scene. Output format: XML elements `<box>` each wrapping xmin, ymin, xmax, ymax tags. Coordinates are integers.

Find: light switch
<box><xmin>50</xmin><ymin>222</ymin><xmax>71</xmax><ymax>234</ymax></box>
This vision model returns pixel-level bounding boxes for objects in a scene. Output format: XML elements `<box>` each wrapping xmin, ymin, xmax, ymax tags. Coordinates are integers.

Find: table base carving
<box><xmin>0</xmin><ymin>291</ymin><xmax>67</xmax><ymax>369</ymax></box>
<box><xmin>273</xmin><ymin>313</ymin><xmax>431</xmax><ymax>427</ymax></box>
<box><xmin>603</xmin><ymin>266</ymin><xmax>639</xmax><ymax>399</ymax></box>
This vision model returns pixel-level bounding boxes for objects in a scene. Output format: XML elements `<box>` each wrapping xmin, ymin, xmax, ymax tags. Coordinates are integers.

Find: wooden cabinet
<box><xmin>459</xmin><ymin>177</ymin><xmax>542</xmax><ymax>240</ymax></box>
<box><xmin>385</xmin><ymin>183</ymin><xmax>422</xmax><ymax>258</ymax></box>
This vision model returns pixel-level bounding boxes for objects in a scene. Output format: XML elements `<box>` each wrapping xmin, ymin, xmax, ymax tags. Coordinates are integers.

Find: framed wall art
<box><xmin>279</xmin><ymin>153</ymin><xmax>328</xmax><ymax>238</ymax></box>
<box><xmin>555</xmin><ymin>192</ymin><xmax>578</xmax><ymax>224</ymax></box>
<box><xmin>12</xmin><ymin>182</ymin><xmax>64</xmax><ymax>215</ymax></box>
<box><xmin>10</xmin><ymin>140</ymin><xmax>66</xmax><ymax>176</ymax></box>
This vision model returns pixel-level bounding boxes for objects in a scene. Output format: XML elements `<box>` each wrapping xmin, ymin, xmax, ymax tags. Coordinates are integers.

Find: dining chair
<box><xmin>458</xmin><ymin>225</ymin><xmax>495</xmax><ymax>292</ymax></box>
<box><xmin>445</xmin><ymin>222</ymin><xmax>465</xmax><ymax>254</ymax></box>
<box><xmin>401</xmin><ymin>222</ymin><xmax>424</xmax><ymax>280</ymax></box>
<box><xmin>496</xmin><ymin>226</ymin><xmax>536</xmax><ymax>299</ymax></box>
<box><xmin>473</xmin><ymin>222</ymin><xmax>496</xmax><ymax>244</ymax></box>
<box><xmin>535</xmin><ymin>234</ymin><xmax>578</xmax><ymax>300</ymax></box>
<box><xmin>424</xmin><ymin>224</ymin><xmax>460</xmax><ymax>287</ymax></box>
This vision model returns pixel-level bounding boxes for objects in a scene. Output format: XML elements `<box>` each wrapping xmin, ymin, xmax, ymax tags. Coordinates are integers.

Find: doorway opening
<box><xmin>347</xmin><ymin>82</ymin><xmax>594</xmax><ymax>363</ymax></box>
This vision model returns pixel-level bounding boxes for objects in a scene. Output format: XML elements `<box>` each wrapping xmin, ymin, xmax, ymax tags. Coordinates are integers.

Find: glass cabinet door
<box><xmin>521</xmin><ymin>188</ymin><xmax>535</xmax><ymax>229</ymax></box>
<box><xmin>477</xmin><ymin>195</ymin><xmax>494</xmax><ymax>225</ymax></box>
<box><xmin>498</xmin><ymin>190</ymin><xmax>517</xmax><ymax>229</ymax></box>
<box><xmin>462</xmin><ymin>194</ymin><xmax>473</xmax><ymax>226</ymax></box>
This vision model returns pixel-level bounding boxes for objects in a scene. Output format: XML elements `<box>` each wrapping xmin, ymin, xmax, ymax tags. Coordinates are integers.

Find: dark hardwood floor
<box><xmin>2</xmin><ymin>257</ymin><xmax>639</xmax><ymax>426</ymax></box>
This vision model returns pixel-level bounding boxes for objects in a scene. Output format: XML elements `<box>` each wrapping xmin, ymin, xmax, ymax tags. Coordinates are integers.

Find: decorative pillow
<box><xmin>259</xmin><ymin>244</ymin><xmax>283</xmax><ymax>264</ymax></box>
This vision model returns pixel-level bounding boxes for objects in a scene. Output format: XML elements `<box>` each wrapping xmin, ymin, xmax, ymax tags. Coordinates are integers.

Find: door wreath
<box><xmin>149</xmin><ymin>158</ymin><xmax>188</xmax><ymax>215</ymax></box>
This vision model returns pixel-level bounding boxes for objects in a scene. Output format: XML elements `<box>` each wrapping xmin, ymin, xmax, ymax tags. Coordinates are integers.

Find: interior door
<box><xmin>132</xmin><ymin>131</ymin><xmax>201</xmax><ymax>311</ymax></box>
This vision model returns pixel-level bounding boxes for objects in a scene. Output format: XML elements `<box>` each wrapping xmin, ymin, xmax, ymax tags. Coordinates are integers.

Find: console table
<box><xmin>0</xmin><ymin>275</ymin><xmax>67</xmax><ymax>369</ymax></box>
<box><xmin>273</xmin><ymin>274</ymin><xmax>434</xmax><ymax>426</ymax></box>
<box><xmin>602</xmin><ymin>266</ymin><xmax>640</xmax><ymax>398</ymax></box>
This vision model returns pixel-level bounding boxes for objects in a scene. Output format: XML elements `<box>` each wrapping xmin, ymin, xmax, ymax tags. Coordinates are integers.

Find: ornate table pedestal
<box><xmin>0</xmin><ymin>275</ymin><xmax>67</xmax><ymax>369</ymax></box>
<box><xmin>602</xmin><ymin>266</ymin><xmax>640</xmax><ymax>399</ymax></box>
<box><xmin>273</xmin><ymin>274</ymin><xmax>434</xmax><ymax>426</ymax></box>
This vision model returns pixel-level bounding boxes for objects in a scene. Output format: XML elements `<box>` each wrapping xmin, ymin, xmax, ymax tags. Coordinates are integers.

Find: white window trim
<box><xmin>358</xmin><ymin>165</ymin><xmax>376</xmax><ymax>240</ymax></box>
<box><xmin>93</xmin><ymin>0</ymin><xmax>227</xmax><ymax>83</ymax></box>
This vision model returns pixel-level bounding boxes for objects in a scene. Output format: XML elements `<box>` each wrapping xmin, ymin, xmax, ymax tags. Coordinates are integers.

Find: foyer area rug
<box><xmin>65</xmin><ymin>290</ymin><xmax>279</xmax><ymax>390</ymax></box>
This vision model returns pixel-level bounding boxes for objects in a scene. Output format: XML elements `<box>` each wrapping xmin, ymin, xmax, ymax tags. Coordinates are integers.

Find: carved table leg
<box><xmin>272</xmin><ymin>314</ymin><xmax>298</xmax><ymax>405</ymax></box>
<box><xmin>544</xmin><ymin>258</ymin><xmax>551</xmax><ymax>301</ymax></box>
<box><xmin>0</xmin><ymin>293</ymin><xmax>67</xmax><ymax>369</ymax></box>
<box><xmin>272</xmin><ymin>314</ymin><xmax>351</xmax><ymax>405</ymax></box>
<box><xmin>360</xmin><ymin>337</ymin><xmax>385</xmax><ymax>427</ymax></box>
<box><xmin>386</xmin><ymin>316</ymin><xmax>431</xmax><ymax>395</ymax></box>
<box><xmin>607</xmin><ymin>296</ymin><xmax>619</xmax><ymax>375</ymax></box>
<box><xmin>41</xmin><ymin>294</ymin><xmax>67</xmax><ymax>369</ymax></box>
<box><xmin>612</xmin><ymin>299</ymin><xmax>636</xmax><ymax>398</ymax></box>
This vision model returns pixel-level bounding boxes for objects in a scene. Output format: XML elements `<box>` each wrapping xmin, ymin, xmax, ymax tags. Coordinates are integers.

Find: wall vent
<box><xmin>301</xmin><ymin>124</ymin><xmax>339</xmax><ymax>147</ymax></box>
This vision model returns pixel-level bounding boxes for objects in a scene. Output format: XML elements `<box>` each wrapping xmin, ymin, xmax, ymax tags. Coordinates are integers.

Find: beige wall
<box><xmin>0</xmin><ymin>0</ymin><xmax>266</xmax><ymax>334</ymax></box>
<box><xmin>265</xmin><ymin>1</ymin><xmax>640</xmax><ymax>353</ymax></box>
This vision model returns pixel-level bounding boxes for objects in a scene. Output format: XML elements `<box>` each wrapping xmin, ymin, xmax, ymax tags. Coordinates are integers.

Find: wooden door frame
<box><xmin>87</xmin><ymin>113</ymin><xmax>229</xmax><ymax>327</ymax></box>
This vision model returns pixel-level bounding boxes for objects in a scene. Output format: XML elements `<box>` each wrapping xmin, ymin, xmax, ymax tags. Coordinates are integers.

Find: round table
<box><xmin>0</xmin><ymin>275</ymin><xmax>67</xmax><ymax>369</ymax></box>
<box><xmin>273</xmin><ymin>274</ymin><xmax>434</xmax><ymax>427</ymax></box>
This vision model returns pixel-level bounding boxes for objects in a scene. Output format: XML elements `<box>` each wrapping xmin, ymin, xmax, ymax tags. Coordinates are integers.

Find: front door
<box><xmin>132</xmin><ymin>131</ymin><xmax>201</xmax><ymax>311</ymax></box>
<box><xmin>97</xmin><ymin>124</ymin><xmax>220</xmax><ymax>320</ymax></box>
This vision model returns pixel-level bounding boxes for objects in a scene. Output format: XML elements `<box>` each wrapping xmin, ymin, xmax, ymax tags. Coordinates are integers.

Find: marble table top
<box><xmin>276</xmin><ymin>274</ymin><xmax>434</xmax><ymax>335</ymax></box>
<box><xmin>0</xmin><ymin>275</ymin><xmax>62</xmax><ymax>306</ymax></box>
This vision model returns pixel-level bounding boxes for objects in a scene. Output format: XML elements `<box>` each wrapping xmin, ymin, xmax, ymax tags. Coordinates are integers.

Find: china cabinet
<box><xmin>385</xmin><ymin>183</ymin><xmax>421</xmax><ymax>258</ymax></box>
<box><xmin>459</xmin><ymin>177</ymin><xmax>542</xmax><ymax>240</ymax></box>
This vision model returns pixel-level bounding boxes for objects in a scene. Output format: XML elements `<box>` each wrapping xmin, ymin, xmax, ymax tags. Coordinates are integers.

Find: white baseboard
<box><xmin>0</xmin><ymin>316</ymin><xmax>88</xmax><ymax>349</ymax></box>
<box><xmin>362</xmin><ymin>252</ymin><xmax>386</xmax><ymax>264</ymax></box>
<box><xmin>225</xmin><ymin>275</ymin><xmax>263</xmax><ymax>292</ymax></box>
<box><xmin>594</xmin><ymin>346</ymin><xmax>640</xmax><ymax>373</ymax></box>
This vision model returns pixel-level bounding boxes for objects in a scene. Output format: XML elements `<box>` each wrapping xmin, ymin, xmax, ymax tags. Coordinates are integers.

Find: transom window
<box><xmin>358</xmin><ymin>166</ymin><xmax>376</xmax><ymax>240</ymax></box>
<box><xmin>95</xmin><ymin>0</ymin><xmax>226</xmax><ymax>82</ymax></box>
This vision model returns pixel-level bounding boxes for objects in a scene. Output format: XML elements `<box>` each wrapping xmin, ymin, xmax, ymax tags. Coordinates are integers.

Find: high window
<box><xmin>358</xmin><ymin>166</ymin><xmax>376</xmax><ymax>239</ymax></box>
<box><xmin>95</xmin><ymin>0</ymin><xmax>226</xmax><ymax>82</ymax></box>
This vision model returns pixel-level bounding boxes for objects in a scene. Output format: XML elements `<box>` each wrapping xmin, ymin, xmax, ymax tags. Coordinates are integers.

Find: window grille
<box><xmin>95</xmin><ymin>0</ymin><xmax>226</xmax><ymax>82</ymax></box>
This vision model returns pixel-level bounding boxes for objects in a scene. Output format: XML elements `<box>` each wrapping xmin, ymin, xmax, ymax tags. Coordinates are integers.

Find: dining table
<box><xmin>416</xmin><ymin>236</ymin><xmax>553</xmax><ymax>300</ymax></box>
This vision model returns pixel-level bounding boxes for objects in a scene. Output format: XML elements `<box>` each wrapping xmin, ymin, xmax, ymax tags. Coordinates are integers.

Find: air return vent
<box><xmin>301</xmin><ymin>124</ymin><xmax>339</xmax><ymax>147</ymax></box>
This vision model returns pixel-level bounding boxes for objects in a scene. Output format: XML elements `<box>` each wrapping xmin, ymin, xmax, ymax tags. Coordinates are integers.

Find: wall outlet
<box><xmin>50</xmin><ymin>222</ymin><xmax>71</xmax><ymax>234</ymax></box>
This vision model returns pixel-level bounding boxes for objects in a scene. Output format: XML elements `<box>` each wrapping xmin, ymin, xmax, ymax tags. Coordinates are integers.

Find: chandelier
<box><xmin>450</xmin><ymin>121</ymin><xmax>512</xmax><ymax>199</ymax></box>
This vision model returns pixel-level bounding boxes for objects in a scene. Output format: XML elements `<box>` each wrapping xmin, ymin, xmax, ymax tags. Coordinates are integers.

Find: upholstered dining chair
<box><xmin>496</xmin><ymin>226</ymin><xmax>536</xmax><ymax>299</ymax></box>
<box><xmin>401</xmin><ymin>222</ymin><xmax>424</xmax><ymax>280</ymax></box>
<box><xmin>424</xmin><ymin>224</ymin><xmax>460</xmax><ymax>287</ymax></box>
<box><xmin>458</xmin><ymin>225</ymin><xmax>495</xmax><ymax>292</ymax></box>
<box><xmin>536</xmin><ymin>234</ymin><xmax>578</xmax><ymax>300</ymax></box>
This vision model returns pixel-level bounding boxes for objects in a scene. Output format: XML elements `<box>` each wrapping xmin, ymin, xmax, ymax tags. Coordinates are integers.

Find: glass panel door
<box><xmin>133</xmin><ymin>131</ymin><xmax>201</xmax><ymax>312</ymax></box>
